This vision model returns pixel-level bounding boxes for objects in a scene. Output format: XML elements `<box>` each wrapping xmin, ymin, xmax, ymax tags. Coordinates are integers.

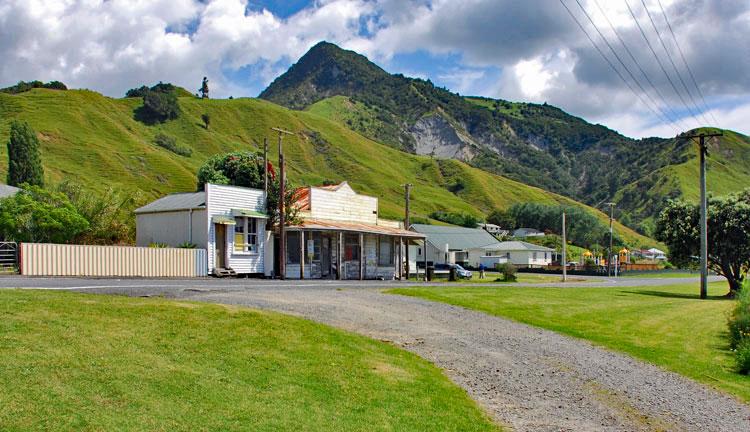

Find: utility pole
<box><xmin>272</xmin><ymin>127</ymin><xmax>294</xmax><ymax>280</ymax></box>
<box><xmin>404</xmin><ymin>183</ymin><xmax>412</xmax><ymax>280</ymax></box>
<box><xmin>683</xmin><ymin>131</ymin><xmax>723</xmax><ymax>299</ymax></box>
<box><xmin>263</xmin><ymin>137</ymin><xmax>268</xmax><ymax>198</ymax></box>
<box><xmin>606</xmin><ymin>202</ymin><xmax>615</xmax><ymax>277</ymax></box>
<box><xmin>562</xmin><ymin>210</ymin><xmax>567</xmax><ymax>282</ymax></box>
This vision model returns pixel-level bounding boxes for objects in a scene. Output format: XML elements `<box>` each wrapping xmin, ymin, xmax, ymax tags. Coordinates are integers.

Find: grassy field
<box><xmin>430</xmin><ymin>272</ymin><xmax>573</xmax><ymax>284</ymax></box>
<box><xmin>0</xmin><ymin>88</ymin><xmax>651</xmax><ymax>245</ymax></box>
<box><xmin>388</xmin><ymin>281</ymin><xmax>750</xmax><ymax>403</ymax></box>
<box><xmin>0</xmin><ymin>290</ymin><xmax>499</xmax><ymax>431</ymax></box>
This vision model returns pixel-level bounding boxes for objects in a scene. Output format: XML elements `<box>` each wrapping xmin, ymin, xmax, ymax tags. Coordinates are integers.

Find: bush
<box><xmin>7</xmin><ymin>120</ymin><xmax>44</xmax><ymax>187</ymax></box>
<box><xmin>429</xmin><ymin>210</ymin><xmax>479</xmax><ymax>228</ymax></box>
<box><xmin>737</xmin><ymin>339</ymin><xmax>750</xmax><ymax>375</ymax></box>
<box><xmin>177</xmin><ymin>242</ymin><xmax>196</xmax><ymax>249</ymax></box>
<box><xmin>154</xmin><ymin>133</ymin><xmax>191</xmax><ymax>157</ymax></box>
<box><xmin>496</xmin><ymin>262</ymin><xmax>517</xmax><ymax>282</ymax></box>
<box><xmin>1</xmin><ymin>80</ymin><xmax>67</xmax><ymax>94</ymax></box>
<box><xmin>142</xmin><ymin>90</ymin><xmax>180</xmax><ymax>122</ymax></box>
<box><xmin>149</xmin><ymin>242</ymin><xmax>168</xmax><ymax>248</ymax></box>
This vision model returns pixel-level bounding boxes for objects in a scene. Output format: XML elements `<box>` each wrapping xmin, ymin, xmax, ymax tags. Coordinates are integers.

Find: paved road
<box><xmin>2</xmin><ymin>275</ymin><xmax>745</xmax><ymax>431</ymax></box>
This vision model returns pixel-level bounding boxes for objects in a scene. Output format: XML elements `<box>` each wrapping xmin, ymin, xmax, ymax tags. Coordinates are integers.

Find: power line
<box><xmin>656</xmin><ymin>0</ymin><xmax>720</xmax><ymax>127</ymax></box>
<box><xmin>624</xmin><ymin>0</ymin><xmax>703</xmax><ymax>130</ymax></box>
<box><xmin>591</xmin><ymin>0</ymin><xmax>689</xmax><ymax>131</ymax></box>
<box><xmin>558</xmin><ymin>0</ymin><xmax>681</xmax><ymax>135</ymax></box>
<box><xmin>574</xmin><ymin>0</ymin><xmax>683</xmax><ymax>133</ymax></box>
<box><xmin>638</xmin><ymin>0</ymin><xmax>712</xmax><ymax>127</ymax></box>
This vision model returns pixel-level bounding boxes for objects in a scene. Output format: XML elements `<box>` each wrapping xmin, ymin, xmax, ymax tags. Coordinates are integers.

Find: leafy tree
<box><xmin>486</xmin><ymin>209</ymin><xmax>515</xmax><ymax>228</ymax></box>
<box><xmin>142</xmin><ymin>90</ymin><xmax>180</xmax><ymax>122</ymax></box>
<box><xmin>7</xmin><ymin>120</ymin><xmax>44</xmax><ymax>187</ymax></box>
<box><xmin>656</xmin><ymin>190</ymin><xmax>750</xmax><ymax>296</ymax></box>
<box><xmin>0</xmin><ymin>184</ymin><xmax>88</xmax><ymax>243</ymax></box>
<box><xmin>201</xmin><ymin>113</ymin><xmax>211</xmax><ymax>129</ymax></box>
<box><xmin>0</xmin><ymin>80</ymin><xmax>67</xmax><ymax>94</ymax></box>
<box><xmin>196</xmin><ymin>152</ymin><xmax>298</xmax><ymax>227</ymax></box>
<box><xmin>199</xmin><ymin>77</ymin><xmax>209</xmax><ymax>99</ymax></box>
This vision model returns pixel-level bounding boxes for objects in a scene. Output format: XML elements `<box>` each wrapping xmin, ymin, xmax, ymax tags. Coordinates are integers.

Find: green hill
<box><xmin>0</xmin><ymin>87</ymin><xmax>653</xmax><ymax>246</ymax></box>
<box><xmin>261</xmin><ymin>41</ymin><xmax>750</xmax><ymax>235</ymax></box>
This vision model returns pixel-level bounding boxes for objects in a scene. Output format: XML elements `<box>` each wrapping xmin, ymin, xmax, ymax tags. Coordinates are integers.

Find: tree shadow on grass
<box><xmin>620</xmin><ymin>290</ymin><xmax>730</xmax><ymax>301</ymax></box>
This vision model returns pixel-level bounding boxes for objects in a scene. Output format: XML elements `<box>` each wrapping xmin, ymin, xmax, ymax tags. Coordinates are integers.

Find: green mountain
<box><xmin>0</xmin><ymin>87</ymin><xmax>652</xmax><ymax>246</ymax></box>
<box><xmin>260</xmin><ymin>41</ymin><xmax>750</xmax><ymax>234</ymax></box>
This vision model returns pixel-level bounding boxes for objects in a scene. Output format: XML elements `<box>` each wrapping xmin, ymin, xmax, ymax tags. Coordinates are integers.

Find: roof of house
<box><xmin>489</xmin><ymin>241</ymin><xmax>555</xmax><ymax>252</ymax></box>
<box><xmin>0</xmin><ymin>184</ymin><xmax>20</xmax><ymax>199</ymax></box>
<box><xmin>134</xmin><ymin>191</ymin><xmax>205</xmax><ymax>214</ymax></box>
<box><xmin>513</xmin><ymin>227</ymin><xmax>544</xmax><ymax>235</ymax></box>
<box><xmin>410</xmin><ymin>224</ymin><xmax>501</xmax><ymax>250</ymax></box>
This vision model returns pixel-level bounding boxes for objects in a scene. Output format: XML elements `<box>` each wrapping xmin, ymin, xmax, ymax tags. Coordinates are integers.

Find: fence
<box><xmin>0</xmin><ymin>242</ymin><xmax>17</xmax><ymax>274</ymax></box>
<box><xmin>20</xmin><ymin>243</ymin><xmax>208</xmax><ymax>277</ymax></box>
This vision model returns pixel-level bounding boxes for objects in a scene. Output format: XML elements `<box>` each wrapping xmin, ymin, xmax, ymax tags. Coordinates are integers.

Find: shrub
<box><xmin>429</xmin><ymin>210</ymin><xmax>479</xmax><ymax>228</ymax></box>
<box><xmin>154</xmin><ymin>133</ymin><xmax>191</xmax><ymax>157</ymax></box>
<box><xmin>728</xmin><ymin>281</ymin><xmax>750</xmax><ymax>349</ymax></box>
<box><xmin>142</xmin><ymin>90</ymin><xmax>180</xmax><ymax>122</ymax></box>
<box><xmin>737</xmin><ymin>339</ymin><xmax>750</xmax><ymax>375</ymax></box>
<box><xmin>0</xmin><ymin>80</ymin><xmax>67</xmax><ymax>94</ymax></box>
<box><xmin>149</xmin><ymin>242</ymin><xmax>168</xmax><ymax>248</ymax></box>
<box><xmin>177</xmin><ymin>242</ymin><xmax>196</xmax><ymax>249</ymax></box>
<box><xmin>7</xmin><ymin>120</ymin><xmax>44</xmax><ymax>187</ymax></box>
<box><xmin>201</xmin><ymin>113</ymin><xmax>211</xmax><ymax>129</ymax></box>
<box><xmin>496</xmin><ymin>262</ymin><xmax>517</xmax><ymax>282</ymax></box>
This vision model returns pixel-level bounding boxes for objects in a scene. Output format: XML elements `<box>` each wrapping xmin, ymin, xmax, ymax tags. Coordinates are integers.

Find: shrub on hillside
<box><xmin>429</xmin><ymin>210</ymin><xmax>479</xmax><ymax>228</ymax></box>
<box><xmin>1</xmin><ymin>80</ymin><xmax>67</xmax><ymax>94</ymax></box>
<box><xmin>154</xmin><ymin>133</ymin><xmax>191</xmax><ymax>157</ymax></box>
<box><xmin>142</xmin><ymin>90</ymin><xmax>180</xmax><ymax>122</ymax></box>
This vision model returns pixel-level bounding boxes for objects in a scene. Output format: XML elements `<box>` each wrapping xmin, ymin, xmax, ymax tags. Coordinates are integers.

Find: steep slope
<box><xmin>0</xmin><ymin>88</ymin><xmax>652</xmax><ymax>246</ymax></box>
<box><xmin>261</xmin><ymin>41</ymin><xmax>750</xmax><ymax>233</ymax></box>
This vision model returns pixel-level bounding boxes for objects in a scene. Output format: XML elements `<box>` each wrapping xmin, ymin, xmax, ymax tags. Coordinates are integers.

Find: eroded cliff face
<box><xmin>410</xmin><ymin>114</ymin><xmax>477</xmax><ymax>161</ymax></box>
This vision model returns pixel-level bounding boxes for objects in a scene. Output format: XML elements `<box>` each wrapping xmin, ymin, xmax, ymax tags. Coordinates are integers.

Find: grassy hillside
<box><xmin>0</xmin><ymin>88</ymin><xmax>653</xmax><ymax>246</ymax></box>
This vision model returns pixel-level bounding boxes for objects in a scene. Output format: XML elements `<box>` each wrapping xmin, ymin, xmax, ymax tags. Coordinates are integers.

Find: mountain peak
<box><xmin>259</xmin><ymin>40</ymin><xmax>387</xmax><ymax>109</ymax></box>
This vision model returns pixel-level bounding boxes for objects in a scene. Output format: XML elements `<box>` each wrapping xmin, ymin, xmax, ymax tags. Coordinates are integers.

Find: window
<box><xmin>287</xmin><ymin>232</ymin><xmax>300</xmax><ymax>264</ymax></box>
<box><xmin>506</xmin><ymin>252</ymin><xmax>510</xmax><ymax>259</ymax></box>
<box><xmin>344</xmin><ymin>234</ymin><xmax>359</xmax><ymax>261</ymax></box>
<box><xmin>233</xmin><ymin>217</ymin><xmax>258</xmax><ymax>253</ymax></box>
<box><xmin>532</xmin><ymin>252</ymin><xmax>537</xmax><ymax>260</ymax></box>
<box><xmin>378</xmin><ymin>236</ymin><xmax>393</xmax><ymax>266</ymax></box>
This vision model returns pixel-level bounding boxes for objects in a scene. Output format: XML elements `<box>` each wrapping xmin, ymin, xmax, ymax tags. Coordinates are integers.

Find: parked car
<box><xmin>435</xmin><ymin>263</ymin><xmax>472</xmax><ymax>279</ymax></box>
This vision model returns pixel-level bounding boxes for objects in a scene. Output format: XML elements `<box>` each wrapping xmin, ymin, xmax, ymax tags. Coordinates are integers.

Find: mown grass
<box><xmin>0</xmin><ymin>89</ymin><xmax>651</xmax><ymax>246</ymax></box>
<box><xmin>388</xmin><ymin>282</ymin><xmax>750</xmax><ymax>403</ymax></box>
<box><xmin>0</xmin><ymin>289</ymin><xmax>499</xmax><ymax>431</ymax></box>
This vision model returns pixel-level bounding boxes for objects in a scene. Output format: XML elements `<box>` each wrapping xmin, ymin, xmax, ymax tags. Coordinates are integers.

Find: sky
<box><xmin>1</xmin><ymin>0</ymin><xmax>748</xmax><ymax>139</ymax></box>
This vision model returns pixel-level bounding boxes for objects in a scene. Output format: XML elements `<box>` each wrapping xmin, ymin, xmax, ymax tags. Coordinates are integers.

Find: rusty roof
<box><xmin>286</xmin><ymin>218</ymin><xmax>424</xmax><ymax>238</ymax></box>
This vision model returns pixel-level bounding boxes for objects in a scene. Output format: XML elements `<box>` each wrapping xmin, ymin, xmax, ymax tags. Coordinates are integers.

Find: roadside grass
<box><xmin>620</xmin><ymin>271</ymin><xmax>700</xmax><ymax>279</ymax></box>
<box><xmin>0</xmin><ymin>290</ymin><xmax>499</xmax><ymax>431</ymax></box>
<box><xmin>387</xmin><ymin>282</ymin><xmax>750</xmax><ymax>403</ymax></box>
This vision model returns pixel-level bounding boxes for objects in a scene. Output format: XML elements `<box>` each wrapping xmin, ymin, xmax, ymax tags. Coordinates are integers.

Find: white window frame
<box><xmin>233</xmin><ymin>217</ymin><xmax>258</xmax><ymax>254</ymax></box>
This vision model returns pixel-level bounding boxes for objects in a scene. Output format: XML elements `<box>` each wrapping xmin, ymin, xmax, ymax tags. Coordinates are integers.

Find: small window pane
<box><xmin>378</xmin><ymin>236</ymin><xmax>393</xmax><ymax>266</ymax></box>
<box><xmin>287</xmin><ymin>232</ymin><xmax>300</xmax><ymax>264</ymax></box>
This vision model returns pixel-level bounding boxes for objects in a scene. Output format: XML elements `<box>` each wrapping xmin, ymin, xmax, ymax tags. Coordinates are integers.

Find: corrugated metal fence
<box><xmin>20</xmin><ymin>243</ymin><xmax>208</xmax><ymax>277</ymax></box>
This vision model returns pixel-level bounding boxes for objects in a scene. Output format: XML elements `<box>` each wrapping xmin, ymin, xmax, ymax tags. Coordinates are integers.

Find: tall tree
<box><xmin>656</xmin><ymin>190</ymin><xmax>750</xmax><ymax>296</ymax></box>
<box><xmin>7</xmin><ymin>120</ymin><xmax>44</xmax><ymax>187</ymax></box>
<box><xmin>199</xmin><ymin>77</ymin><xmax>209</xmax><ymax>99</ymax></box>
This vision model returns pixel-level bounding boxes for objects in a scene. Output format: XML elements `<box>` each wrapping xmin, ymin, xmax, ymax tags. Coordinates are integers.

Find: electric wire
<box><xmin>656</xmin><ymin>0</ymin><xmax>720</xmax><ymax>127</ymax></box>
<box><xmin>638</xmin><ymin>0</ymin><xmax>712</xmax><ymax>126</ymax></box>
<box><xmin>624</xmin><ymin>0</ymin><xmax>703</xmax><ymax>130</ymax></box>
<box><xmin>559</xmin><ymin>0</ymin><xmax>681</xmax><ymax>135</ymax></box>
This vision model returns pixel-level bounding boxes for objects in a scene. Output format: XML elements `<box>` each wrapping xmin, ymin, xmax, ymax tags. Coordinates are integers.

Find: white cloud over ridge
<box><xmin>0</xmin><ymin>0</ymin><xmax>747</xmax><ymax>138</ymax></box>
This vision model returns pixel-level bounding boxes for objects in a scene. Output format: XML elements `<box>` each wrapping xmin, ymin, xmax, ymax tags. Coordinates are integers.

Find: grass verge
<box><xmin>0</xmin><ymin>289</ymin><xmax>499</xmax><ymax>431</ymax></box>
<box><xmin>387</xmin><ymin>282</ymin><xmax>750</xmax><ymax>403</ymax></box>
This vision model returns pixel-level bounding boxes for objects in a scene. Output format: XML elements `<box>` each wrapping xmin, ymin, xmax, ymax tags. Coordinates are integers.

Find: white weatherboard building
<box><xmin>135</xmin><ymin>183</ymin><xmax>267</xmax><ymax>276</ymax></box>
<box><xmin>409</xmin><ymin>224</ymin><xmax>509</xmax><ymax>269</ymax></box>
<box><xmin>491</xmin><ymin>241</ymin><xmax>554</xmax><ymax>267</ymax></box>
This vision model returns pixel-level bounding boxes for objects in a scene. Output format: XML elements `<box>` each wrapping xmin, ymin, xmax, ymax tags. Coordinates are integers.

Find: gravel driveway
<box><xmin>4</xmin><ymin>277</ymin><xmax>748</xmax><ymax>431</ymax></box>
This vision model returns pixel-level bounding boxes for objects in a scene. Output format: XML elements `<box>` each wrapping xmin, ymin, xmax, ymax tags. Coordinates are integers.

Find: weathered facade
<box><xmin>282</xmin><ymin>182</ymin><xmax>424</xmax><ymax>280</ymax></box>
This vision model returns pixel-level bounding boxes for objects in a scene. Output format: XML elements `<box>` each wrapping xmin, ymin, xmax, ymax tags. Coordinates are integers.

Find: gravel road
<box><xmin>21</xmin><ymin>278</ymin><xmax>746</xmax><ymax>432</ymax></box>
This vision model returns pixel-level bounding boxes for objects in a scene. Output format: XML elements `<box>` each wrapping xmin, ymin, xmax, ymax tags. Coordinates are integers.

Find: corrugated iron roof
<box><xmin>410</xmin><ymin>224</ymin><xmax>500</xmax><ymax>250</ymax></box>
<box><xmin>490</xmin><ymin>241</ymin><xmax>555</xmax><ymax>252</ymax></box>
<box><xmin>135</xmin><ymin>192</ymin><xmax>205</xmax><ymax>214</ymax></box>
<box><xmin>0</xmin><ymin>184</ymin><xmax>20</xmax><ymax>198</ymax></box>
<box><xmin>287</xmin><ymin>218</ymin><xmax>424</xmax><ymax>238</ymax></box>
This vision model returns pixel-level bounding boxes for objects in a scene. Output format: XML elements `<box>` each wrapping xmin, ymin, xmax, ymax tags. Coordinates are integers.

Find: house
<box><xmin>478</xmin><ymin>223</ymin><xmax>509</xmax><ymax>237</ymax></box>
<box><xmin>409</xmin><ymin>224</ymin><xmax>509</xmax><ymax>268</ymax></box>
<box><xmin>0</xmin><ymin>184</ymin><xmax>20</xmax><ymax>199</ymax></box>
<box><xmin>646</xmin><ymin>248</ymin><xmax>667</xmax><ymax>261</ymax></box>
<box><xmin>281</xmin><ymin>182</ymin><xmax>424</xmax><ymax>280</ymax></box>
<box><xmin>492</xmin><ymin>241</ymin><xmax>554</xmax><ymax>267</ymax></box>
<box><xmin>512</xmin><ymin>227</ymin><xmax>545</xmax><ymax>238</ymax></box>
<box><xmin>135</xmin><ymin>183</ymin><xmax>268</xmax><ymax>276</ymax></box>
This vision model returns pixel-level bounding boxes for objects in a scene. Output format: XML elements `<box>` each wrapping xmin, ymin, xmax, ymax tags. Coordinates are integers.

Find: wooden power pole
<box><xmin>272</xmin><ymin>127</ymin><xmax>294</xmax><ymax>280</ymax></box>
<box><xmin>562</xmin><ymin>211</ymin><xmax>567</xmax><ymax>282</ymax></box>
<box><xmin>606</xmin><ymin>202</ymin><xmax>615</xmax><ymax>277</ymax></box>
<box><xmin>404</xmin><ymin>183</ymin><xmax>412</xmax><ymax>280</ymax></box>
<box><xmin>683</xmin><ymin>131</ymin><xmax>723</xmax><ymax>299</ymax></box>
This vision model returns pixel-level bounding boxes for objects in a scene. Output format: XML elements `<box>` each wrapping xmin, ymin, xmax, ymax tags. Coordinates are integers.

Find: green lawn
<box><xmin>620</xmin><ymin>271</ymin><xmax>700</xmax><ymax>279</ymax></box>
<box><xmin>452</xmin><ymin>272</ymin><xmax>576</xmax><ymax>284</ymax></box>
<box><xmin>388</xmin><ymin>282</ymin><xmax>750</xmax><ymax>403</ymax></box>
<box><xmin>0</xmin><ymin>290</ymin><xmax>499</xmax><ymax>431</ymax></box>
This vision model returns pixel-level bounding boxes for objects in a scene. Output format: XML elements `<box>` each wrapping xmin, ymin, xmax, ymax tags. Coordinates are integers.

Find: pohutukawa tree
<box><xmin>656</xmin><ymin>190</ymin><xmax>750</xmax><ymax>297</ymax></box>
<box><xmin>7</xmin><ymin>120</ymin><xmax>44</xmax><ymax>187</ymax></box>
